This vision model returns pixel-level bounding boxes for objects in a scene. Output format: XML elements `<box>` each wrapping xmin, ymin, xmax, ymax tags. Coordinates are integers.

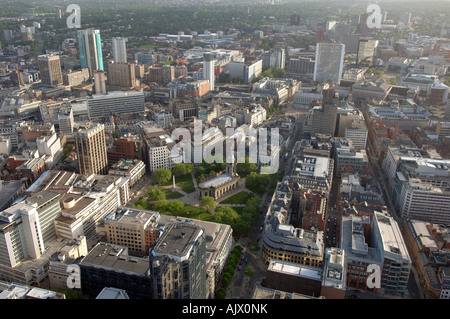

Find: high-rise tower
<box><xmin>74</xmin><ymin>123</ymin><xmax>108</xmax><ymax>175</ymax></box>
<box><xmin>38</xmin><ymin>54</ymin><xmax>63</xmax><ymax>87</ymax></box>
<box><xmin>313</xmin><ymin>41</ymin><xmax>345</xmax><ymax>85</ymax></box>
<box><xmin>78</xmin><ymin>29</ymin><xmax>104</xmax><ymax>78</ymax></box>
<box><xmin>203</xmin><ymin>53</ymin><xmax>215</xmax><ymax>92</ymax></box>
<box><xmin>149</xmin><ymin>221</ymin><xmax>207</xmax><ymax>299</ymax></box>
<box><xmin>112</xmin><ymin>37</ymin><xmax>127</xmax><ymax>63</ymax></box>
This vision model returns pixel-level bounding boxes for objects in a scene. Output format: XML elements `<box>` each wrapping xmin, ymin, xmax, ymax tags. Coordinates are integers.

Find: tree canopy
<box><xmin>153</xmin><ymin>168</ymin><xmax>172</xmax><ymax>185</ymax></box>
<box><xmin>199</xmin><ymin>196</ymin><xmax>217</xmax><ymax>213</ymax></box>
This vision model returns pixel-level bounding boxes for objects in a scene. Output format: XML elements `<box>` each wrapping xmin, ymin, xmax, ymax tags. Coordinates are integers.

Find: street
<box><xmin>225</xmin><ymin>110</ymin><xmax>305</xmax><ymax>299</ymax></box>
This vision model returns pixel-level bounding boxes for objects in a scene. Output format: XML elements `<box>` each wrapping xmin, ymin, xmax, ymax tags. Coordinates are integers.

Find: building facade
<box><xmin>74</xmin><ymin>123</ymin><xmax>108</xmax><ymax>175</ymax></box>
<box><xmin>149</xmin><ymin>221</ymin><xmax>207</xmax><ymax>299</ymax></box>
<box><xmin>38</xmin><ymin>54</ymin><xmax>63</xmax><ymax>87</ymax></box>
<box><xmin>77</xmin><ymin>29</ymin><xmax>104</xmax><ymax>77</ymax></box>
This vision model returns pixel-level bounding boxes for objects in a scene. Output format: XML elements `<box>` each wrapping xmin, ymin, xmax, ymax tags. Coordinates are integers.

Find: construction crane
<box><xmin>176</xmin><ymin>57</ymin><xmax>186</xmax><ymax>78</ymax></box>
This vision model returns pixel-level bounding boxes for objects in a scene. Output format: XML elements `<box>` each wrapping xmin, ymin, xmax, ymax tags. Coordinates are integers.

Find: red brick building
<box><xmin>107</xmin><ymin>138</ymin><xmax>136</xmax><ymax>163</ymax></box>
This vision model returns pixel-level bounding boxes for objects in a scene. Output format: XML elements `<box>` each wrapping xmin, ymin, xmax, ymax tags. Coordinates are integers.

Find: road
<box><xmin>226</xmin><ymin>116</ymin><xmax>304</xmax><ymax>299</ymax></box>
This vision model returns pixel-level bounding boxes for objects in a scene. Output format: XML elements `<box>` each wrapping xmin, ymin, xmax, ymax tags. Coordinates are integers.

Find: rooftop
<box><xmin>151</xmin><ymin>221</ymin><xmax>203</xmax><ymax>262</ymax></box>
<box><xmin>80</xmin><ymin>242</ymin><xmax>149</xmax><ymax>274</ymax></box>
<box><xmin>198</xmin><ymin>173</ymin><xmax>233</xmax><ymax>188</ymax></box>
<box><xmin>267</xmin><ymin>259</ymin><xmax>322</xmax><ymax>281</ymax></box>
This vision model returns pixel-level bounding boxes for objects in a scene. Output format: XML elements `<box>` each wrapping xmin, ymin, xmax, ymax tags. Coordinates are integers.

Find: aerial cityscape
<box><xmin>0</xmin><ymin>0</ymin><xmax>449</xmax><ymax>305</ymax></box>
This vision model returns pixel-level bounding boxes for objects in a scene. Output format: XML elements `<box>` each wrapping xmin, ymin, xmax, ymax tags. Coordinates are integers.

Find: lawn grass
<box><xmin>140</xmin><ymin>44</ymin><xmax>157</xmax><ymax>50</ymax></box>
<box><xmin>181</xmin><ymin>206</ymin><xmax>215</xmax><ymax>222</ymax></box>
<box><xmin>168</xmin><ymin>174</ymin><xmax>195</xmax><ymax>193</ymax></box>
<box><xmin>219</xmin><ymin>191</ymin><xmax>254</xmax><ymax>205</ymax></box>
<box><xmin>163</xmin><ymin>188</ymin><xmax>182</xmax><ymax>199</ymax></box>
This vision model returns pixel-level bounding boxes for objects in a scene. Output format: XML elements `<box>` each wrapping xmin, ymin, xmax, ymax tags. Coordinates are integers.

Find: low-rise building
<box><xmin>108</xmin><ymin>159</ymin><xmax>145</xmax><ymax>187</ymax></box>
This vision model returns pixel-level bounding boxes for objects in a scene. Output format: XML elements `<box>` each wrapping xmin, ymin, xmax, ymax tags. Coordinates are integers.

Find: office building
<box><xmin>303</xmin><ymin>103</ymin><xmax>338</xmax><ymax>136</ymax></box>
<box><xmin>79</xmin><ymin>242</ymin><xmax>151</xmax><ymax>299</ymax></box>
<box><xmin>288</xmin><ymin>57</ymin><xmax>315</xmax><ymax>76</ymax></box>
<box><xmin>149</xmin><ymin>220</ymin><xmax>207</xmax><ymax>299</ymax></box>
<box><xmin>25</xmin><ymin>171</ymin><xmax>129</xmax><ymax>243</ymax></box>
<box><xmin>111</xmin><ymin>37</ymin><xmax>127</xmax><ymax>63</ymax></box>
<box><xmin>58</xmin><ymin>106</ymin><xmax>75</xmax><ymax>135</ymax></box>
<box><xmin>0</xmin><ymin>196</ymin><xmax>57</xmax><ymax>269</ymax></box>
<box><xmin>429</xmin><ymin>82</ymin><xmax>449</xmax><ymax>105</ymax></box>
<box><xmin>229</xmin><ymin>59</ymin><xmax>263</xmax><ymax>84</ymax></box>
<box><xmin>185</xmin><ymin>79</ymin><xmax>211</xmax><ymax>98</ymax></box>
<box><xmin>94</xmin><ymin>70</ymin><xmax>107</xmax><ymax>95</ymax></box>
<box><xmin>108</xmin><ymin>159</ymin><xmax>145</xmax><ymax>187</ymax></box>
<box><xmin>337</xmin><ymin>109</ymin><xmax>368</xmax><ymax>150</ymax></box>
<box><xmin>74</xmin><ymin>123</ymin><xmax>108</xmax><ymax>175</ymax></box>
<box><xmin>264</xmin><ymin>260</ymin><xmax>323</xmax><ymax>297</ymax></box>
<box><xmin>47</xmin><ymin>235</ymin><xmax>87</xmax><ymax>290</ymax></box>
<box><xmin>340</xmin><ymin>211</ymin><xmax>411</xmax><ymax>296</ymax></box>
<box><xmin>234</xmin><ymin>104</ymin><xmax>267</xmax><ymax>127</ymax></box>
<box><xmin>333</xmin><ymin>139</ymin><xmax>369</xmax><ymax>177</ymax></box>
<box><xmin>313</xmin><ymin>41</ymin><xmax>345</xmax><ymax>84</ymax></box>
<box><xmin>87</xmin><ymin>91</ymin><xmax>145</xmax><ymax>119</ymax></box>
<box><xmin>0</xmin><ymin>180</ymin><xmax>26</xmax><ymax>212</ymax></box>
<box><xmin>382</xmin><ymin>146</ymin><xmax>450</xmax><ymax>224</ymax></box>
<box><xmin>144</xmin><ymin>134</ymin><xmax>182</xmax><ymax>172</ymax></box>
<box><xmin>107</xmin><ymin>138</ymin><xmax>136</xmax><ymax>163</ymax></box>
<box><xmin>153</xmin><ymin>110</ymin><xmax>173</xmax><ymax>128</ymax></box>
<box><xmin>99</xmin><ymin>207</ymin><xmax>160</xmax><ymax>257</ymax></box>
<box><xmin>399</xmin><ymin>12</ymin><xmax>412</xmax><ymax>25</ymax></box>
<box><xmin>356</xmin><ymin>39</ymin><xmax>379</xmax><ymax>66</ymax></box>
<box><xmin>36</xmin><ymin>131</ymin><xmax>63</xmax><ymax>169</ymax></box>
<box><xmin>262</xmin><ymin>48</ymin><xmax>285</xmax><ymax>70</ymax></box>
<box><xmin>168</xmin><ymin>98</ymin><xmax>199</xmax><ymax>121</ymax></box>
<box><xmin>403</xmin><ymin>219</ymin><xmax>450</xmax><ymax>299</ymax></box>
<box><xmin>339</xmin><ymin>173</ymin><xmax>384</xmax><ymax>205</ymax></box>
<box><xmin>0</xmin><ymin>282</ymin><xmax>66</xmax><ymax>299</ymax></box>
<box><xmin>38</xmin><ymin>54</ymin><xmax>63</xmax><ymax>87</ymax></box>
<box><xmin>290</xmin><ymin>138</ymin><xmax>334</xmax><ymax>192</ymax></box>
<box><xmin>320</xmin><ymin>248</ymin><xmax>346</xmax><ymax>299</ymax></box>
<box><xmin>263</xmin><ymin>180</ymin><xmax>325</xmax><ymax>267</ymax></box>
<box><xmin>203</xmin><ymin>53</ymin><xmax>215</xmax><ymax>91</ymax></box>
<box><xmin>63</xmin><ymin>68</ymin><xmax>89</xmax><ymax>87</ymax></box>
<box><xmin>293</xmin><ymin>92</ymin><xmax>323</xmax><ymax>109</ymax></box>
<box><xmin>107</xmin><ymin>62</ymin><xmax>136</xmax><ymax>88</ymax></box>
<box><xmin>77</xmin><ymin>29</ymin><xmax>104</xmax><ymax>77</ymax></box>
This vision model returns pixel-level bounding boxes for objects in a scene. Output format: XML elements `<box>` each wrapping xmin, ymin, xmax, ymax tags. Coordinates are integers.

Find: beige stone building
<box><xmin>197</xmin><ymin>163</ymin><xmax>241</xmax><ymax>200</ymax></box>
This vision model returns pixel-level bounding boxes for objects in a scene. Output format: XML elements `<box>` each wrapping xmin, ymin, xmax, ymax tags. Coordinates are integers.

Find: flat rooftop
<box><xmin>267</xmin><ymin>259</ymin><xmax>322</xmax><ymax>281</ymax></box>
<box><xmin>152</xmin><ymin>222</ymin><xmax>203</xmax><ymax>261</ymax></box>
<box><xmin>80</xmin><ymin>242</ymin><xmax>149</xmax><ymax>274</ymax></box>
